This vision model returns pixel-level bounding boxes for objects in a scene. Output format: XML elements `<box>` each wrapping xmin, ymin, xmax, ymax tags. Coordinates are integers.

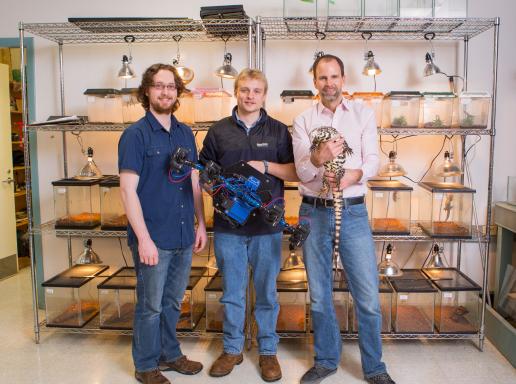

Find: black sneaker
<box><xmin>366</xmin><ymin>372</ymin><xmax>396</xmax><ymax>384</ymax></box>
<box><xmin>300</xmin><ymin>365</ymin><xmax>337</xmax><ymax>384</ymax></box>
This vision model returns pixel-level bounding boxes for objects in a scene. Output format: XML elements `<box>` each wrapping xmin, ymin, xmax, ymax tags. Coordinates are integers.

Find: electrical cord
<box><xmin>118</xmin><ymin>237</ymin><xmax>129</xmax><ymax>267</ymax></box>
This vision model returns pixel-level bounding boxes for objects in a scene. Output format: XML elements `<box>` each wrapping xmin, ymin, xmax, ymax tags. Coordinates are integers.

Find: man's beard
<box><xmin>320</xmin><ymin>87</ymin><xmax>341</xmax><ymax>103</ymax></box>
<box><xmin>150</xmin><ymin>98</ymin><xmax>174</xmax><ymax>114</ymax></box>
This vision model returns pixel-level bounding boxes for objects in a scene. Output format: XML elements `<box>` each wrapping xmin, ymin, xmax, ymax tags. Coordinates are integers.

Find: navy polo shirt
<box><xmin>118</xmin><ymin>111</ymin><xmax>198</xmax><ymax>250</ymax></box>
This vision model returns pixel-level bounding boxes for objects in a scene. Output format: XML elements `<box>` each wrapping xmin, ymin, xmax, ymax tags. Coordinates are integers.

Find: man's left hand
<box><xmin>247</xmin><ymin>160</ymin><xmax>265</xmax><ymax>174</ymax></box>
<box><xmin>325</xmin><ymin>169</ymin><xmax>363</xmax><ymax>191</ymax></box>
<box><xmin>193</xmin><ymin>224</ymin><xmax>208</xmax><ymax>253</ymax></box>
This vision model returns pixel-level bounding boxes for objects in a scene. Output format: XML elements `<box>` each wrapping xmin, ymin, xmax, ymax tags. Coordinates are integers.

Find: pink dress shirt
<box><xmin>292</xmin><ymin>98</ymin><xmax>380</xmax><ymax>199</ymax></box>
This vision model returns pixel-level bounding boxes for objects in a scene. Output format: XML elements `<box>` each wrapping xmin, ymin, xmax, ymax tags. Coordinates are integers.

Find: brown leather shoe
<box><xmin>209</xmin><ymin>352</ymin><xmax>244</xmax><ymax>377</ymax></box>
<box><xmin>135</xmin><ymin>369</ymin><xmax>170</xmax><ymax>384</ymax></box>
<box><xmin>159</xmin><ymin>355</ymin><xmax>203</xmax><ymax>375</ymax></box>
<box><xmin>259</xmin><ymin>355</ymin><xmax>282</xmax><ymax>382</ymax></box>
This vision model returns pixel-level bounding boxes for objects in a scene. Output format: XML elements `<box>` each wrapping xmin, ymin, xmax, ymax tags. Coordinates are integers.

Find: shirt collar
<box><xmin>145</xmin><ymin>110</ymin><xmax>179</xmax><ymax>132</ymax></box>
<box><xmin>232</xmin><ymin>106</ymin><xmax>267</xmax><ymax>131</ymax></box>
<box><xmin>316</xmin><ymin>97</ymin><xmax>350</xmax><ymax>116</ymax></box>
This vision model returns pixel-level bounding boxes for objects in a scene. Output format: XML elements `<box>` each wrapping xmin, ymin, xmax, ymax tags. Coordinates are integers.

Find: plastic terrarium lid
<box><xmin>280</xmin><ymin>90</ymin><xmax>314</xmax><ymax>99</ymax></box>
<box><xmin>84</xmin><ymin>88</ymin><xmax>121</xmax><ymax>96</ymax></box>
<box><xmin>43</xmin><ymin>264</ymin><xmax>109</xmax><ymax>288</ymax></box>
<box><xmin>391</xmin><ymin>278</ymin><xmax>437</xmax><ymax>293</ymax></box>
<box><xmin>422</xmin><ymin>268</ymin><xmax>481</xmax><ymax>291</ymax></box>
<box><xmin>422</xmin><ymin>92</ymin><xmax>455</xmax><ymax>98</ymax></box>
<box><xmin>98</xmin><ymin>275</ymin><xmax>137</xmax><ymax>290</ymax></box>
<box><xmin>99</xmin><ymin>175</ymin><xmax>120</xmax><ymax>187</ymax></box>
<box><xmin>120</xmin><ymin>88</ymin><xmax>138</xmax><ymax>94</ymax></box>
<box><xmin>388</xmin><ymin>269</ymin><xmax>428</xmax><ymax>281</ymax></box>
<box><xmin>352</xmin><ymin>92</ymin><xmax>384</xmax><ymax>98</ymax></box>
<box><xmin>379</xmin><ymin>278</ymin><xmax>393</xmax><ymax>293</ymax></box>
<box><xmin>52</xmin><ymin>177</ymin><xmax>103</xmax><ymax>187</ymax></box>
<box><xmin>191</xmin><ymin>87</ymin><xmax>231</xmax><ymax>98</ymax></box>
<box><xmin>386</xmin><ymin>91</ymin><xmax>422</xmax><ymax>98</ymax></box>
<box><xmin>367</xmin><ymin>179</ymin><xmax>413</xmax><ymax>191</ymax></box>
<box><xmin>419</xmin><ymin>181</ymin><xmax>476</xmax><ymax>194</ymax></box>
<box><xmin>459</xmin><ymin>91</ymin><xmax>490</xmax><ymax>98</ymax></box>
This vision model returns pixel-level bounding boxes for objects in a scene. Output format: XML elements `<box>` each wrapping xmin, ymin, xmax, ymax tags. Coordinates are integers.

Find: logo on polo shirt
<box><xmin>256</xmin><ymin>142</ymin><xmax>269</xmax><ymax>148</ymax></box>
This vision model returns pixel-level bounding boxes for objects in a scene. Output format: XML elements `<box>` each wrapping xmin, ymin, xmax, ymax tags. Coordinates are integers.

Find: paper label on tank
<box><xmin>88</xmin><ymin>97</ymin><xmax>95</xmax><ymax>103</ymax></box>
<box><xmin>443</xmin><ymin>292</ymin><xmax>454</xmax><ymax>299</ymax></box>
<box><xmin>58</xmin><ymin>187</ymin><xmax>66</xmax><ymax>194</ymax></box>
<box><xmin>460</xmin><ymin>98</ymin><xmax>471</xmax><ymax>105</ymax></box>
<box><xmin>207</xmin><ymin>293</ymin><xmax>217</xmax><ymax>299</ymax></box>
<box><xmin>399</xmin><ymin>294</ymin><xmax>408</xmax><ymax>300</ymax></box>
<box><xmin>101</xmin><ymin>187</ymin><xmax>109</xmax><ymax>193</ymax></box>
<box><xmin>122</xmin><ymin>95</ymin><xmax>131</xmax><ymax>102</ymax></box>
<box><xmin>375</xmin><ymin>192</ymin><xmax>384</xmax><ymax>198</ymax></box>
<box><xmin>434</xmin><ymin>193</ymin><xmax>443</xmax><ymax>200</ymax></box>
<box><xmin>355</xmin><ymin>99</ymin><xmax>363</xmax><ymax>103</ymax></box>
<box><xmin>46</xmin><ymin>288</ymin><xmax>54</xmax><ymax>294</ymax></box>
<box><xmin>392</xmin><ymin>100</ymin><xmax>401</xmax><ymax>107</ymax></box>
<box><xmin>100</xmin><ymin>289</ymin><xmax>108</xmax><ymax>295</ymax></box>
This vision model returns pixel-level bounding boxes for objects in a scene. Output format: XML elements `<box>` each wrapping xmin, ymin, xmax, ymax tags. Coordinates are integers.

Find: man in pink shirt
<box><xmin>292</xmin><ymin>54</ymin><xmax>395</xmax><ymax>384</ymax></box>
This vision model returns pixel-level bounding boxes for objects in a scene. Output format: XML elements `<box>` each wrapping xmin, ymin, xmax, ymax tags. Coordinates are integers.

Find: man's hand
<box><xmin>138</xmin><ymin>237</ymin><xmax>159</xmax><ymax>266</ymax></box>
<box><xmin>193</xmin><ymin>223</ymin><xmax>208</xmax><ymax>253</ymax></box>
<box><xmin>311</xmin><ymin>136</ymin><xmax>345</xmax><ymax>167</ymax></box>
<box><xmin>324</xmin><ymin>169</ymin><xmax>363</xmax><ymax>191</ymax></box>
<box><xmin>247</xmin><ymin>160</ymin><xmax>265</xmax><ymax>174</ymax></box>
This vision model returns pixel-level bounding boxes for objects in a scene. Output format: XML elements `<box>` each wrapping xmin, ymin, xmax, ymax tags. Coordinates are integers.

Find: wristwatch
<box><xmin>262</xmin><ymin>160</ymin><xmax>269</xmax><ymax>174</ymax></box>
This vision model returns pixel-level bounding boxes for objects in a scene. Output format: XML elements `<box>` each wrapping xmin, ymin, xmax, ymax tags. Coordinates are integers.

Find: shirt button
<box><xmin>181</xmin><ymin>221</ymin><xmax>184</xmax><ymax>224</ymax></box>
<box><xmin>179</xmin><ymin>187</ymin><xmax>183</xmax><ymax>191</ymax></box>
<box><xmin>181</xmin><ymin>204</ymin><xmax>184</xmax><ymax>208</ymax></box>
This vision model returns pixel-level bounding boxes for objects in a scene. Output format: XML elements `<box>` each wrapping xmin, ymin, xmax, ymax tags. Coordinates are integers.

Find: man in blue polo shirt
<box><xmin>118</xmin><ymin>63</ymin><xmax>207</xmax><ymax>384</ymax></box>
<box><xmin>200</xmin><ymin>69</ymin><xmax>299</xmax><ymax>382</ymax></box>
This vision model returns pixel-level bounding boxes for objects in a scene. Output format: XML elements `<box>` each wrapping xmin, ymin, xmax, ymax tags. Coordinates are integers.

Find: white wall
<box><xmin>0</xmin><ymin>0</ymin><xmax>514</xmax><ymax>285</ymax></box>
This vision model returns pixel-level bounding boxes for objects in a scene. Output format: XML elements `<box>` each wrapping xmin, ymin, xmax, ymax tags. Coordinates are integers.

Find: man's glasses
<box><xmin>151</xmin><ymin>83</ymin><xmax>177</xmax><ymax>91</ymax></box>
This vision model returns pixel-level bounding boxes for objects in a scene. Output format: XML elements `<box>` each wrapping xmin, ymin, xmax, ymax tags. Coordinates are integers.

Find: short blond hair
<box><xmin>233</xmin><ymin>68</ymin><xmax>268</xmax><ymax>95</ymax></box>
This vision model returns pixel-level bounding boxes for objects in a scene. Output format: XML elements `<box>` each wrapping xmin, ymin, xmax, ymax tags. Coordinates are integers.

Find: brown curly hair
<box><xmin>137</xmin><ymin>63</ymin><xmax>185</xmax><ymax>113</ymax></box>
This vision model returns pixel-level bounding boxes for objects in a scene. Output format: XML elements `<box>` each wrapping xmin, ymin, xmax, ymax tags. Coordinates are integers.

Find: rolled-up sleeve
<box><xmin>292</xmin><ymin>114</ymin><xmax>321</xmax><ymax>183</ymax></box>
<box><xmin>118</xmin><ymin>128</ymin><xmax>144</xmax><ymax>175</ymax></box>
<box><xmin>359</xmin><ymin>109</ymin><xmax>380</xmax><ymax>184</ymax></box>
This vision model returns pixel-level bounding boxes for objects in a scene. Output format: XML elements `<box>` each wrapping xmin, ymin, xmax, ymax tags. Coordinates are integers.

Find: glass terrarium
<box><xmin>434</xmin><ymin>0</ymin><xmax>468</xmax><ymax>17</ymax></box>
<box><xmin>120</xmin><ymin>88</ymin><xmax>145</xmax><ymax>123</ymax></box>
<box><xmin>202</xmin><ymin>191</ymin><xmax>214</xmax><ymax>229</ymax></box>
<box><xmin>84</xmin><ymin>88</ymin><xmax>123</xmax><ymax>123</ymax></box>
<box><xmin>390</xmin><ymin>276</ymin><xmax>437</xmax><ymax>333</ymax></box>
<box><xmin>352</xmin><ymin>92</ymin><xmax>384</xmax><ymax>127</ymax></box>
<box><xmin>283</xmin><ymin>0</ymin><xmax>318</xmax><ymax>17</ymax></box>
<box><xmin>177</xmin><ymin>267</ymin><xmax>208</xmax><ymax>331</ymax></box>
<box><xmin>422</xmin><ymin>92</ymin><xmax>455</xmax><ymax>128</ymax></box>
<box><xmin>100</xmin><ymin>176</ymin><xmax>127</xmax><ymax>230</ymax></box>
<box><xmin>423</xmin><ymin>268</ymin><xmax>481</xmax><ymax>333</ymax></box>
<box><xmin>351</xmin><ymin>278</ymin><xmax>393</xmax><ymax>333</ymax></box>
<box><xmin>458</xmin><ymin>92</ymin><xmax>491</xmax><ymax>129</ymax></box>
<box><xmin>277</xmin><ymin>90</ymin><xmax>314</xmax><ymax>126</ymax></box>
<box><xmin>205</xmin><ymin>273</ymin><xmax>224</xmax><ymax>332</ymax></box>
<box><xmin>400</xmin><ymin>0</ymin><xmax>433</xmax><ymax>17</ymax></box>
<box><xmin>284</xmin><ymin>184</ymin><xmax>301</xmax><ymax>226</ymax></box>
<box><xmin>277</xmin><ymin>269</ymin><xmax>308</xmax><ymax>333</ymax></box>
<box><xmin>333</xmin><ymin>270</ymin><xmax>350</xmax><ymax>333</ymax></box>
<box><xmin>175</xmin><ymin>92</ymin><xmax>195</xmax><ymax>124</ymax></box>
<box><xmin>327</xmin><ymin>0</ymin><xmax>362</xmax><ymax>16</ymax></box>
<box><xmin>383</xmin><ymin>91</ymin><xmax>422</xmax><ymax>128</ymax></box>
<box><xmin>42</xmin><ymin>264</ymin><xmax>109</xmax><ymax>327</ymax></box>
<box><xmin>52</xmin><ymin>178</ymin><xmax>101</xmax><ymax>229</ymax></box>
<box><xmin>364</xmin><ymin>0</ymin><xmax>399</xmax><ymax>16</ymax></box>
<box><xmin>419</xmin><ymin>182</ymin><xmax>475</xmax><ymax>239</ymax></box>
<box><xmin>97</xmin><ymin>267</ymin><xmax>136</xmax><ymax>330</ymax></box>
<box><xmin>192</xmin><ymin>88</ymin><xmax>232</xmax><ymax>123</ymax></box>
<box><xmin>367</xmin><ymin>180</ymin><xmax>412</xmax><ymax>235</ymax></box>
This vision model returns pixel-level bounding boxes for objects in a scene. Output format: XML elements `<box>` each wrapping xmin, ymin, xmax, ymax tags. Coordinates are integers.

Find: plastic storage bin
<box><xmin>97</xmin><ymin>267</ymin><xmax>136</xmax><ymax>330</ymax></box>
<box><xmin>367</xmin><ymin>180</ymin><xmax>412</xmax><ymax>235</ymax></box>
<box><xmin>383</xmin><ymin>91</ymin><xmax>422</xmax><ymax>128</ymax></box>
<box><xmin>434</xmin><ymin>0</ymin><xmax>468</xmax><ymax>17</ymax></box>
<box><xmin>283</xmin><ymin>0</ymin><xmax>318</xmax><ymax>17</ymax></box>
<box><xmin>390</xmin><ymin>275</ymin><xmax>437</xmax><ymax>333</ymax></box>
<box><xmin>365</xmin><ymin>0</ymin><xmax>399</xmax><ymax>16</ymax></box>
<box><xmin>277</xmin><ymin>90</ymin><xmax>314</xmax><ymax>126</ymax></box>
<box><xmin>351</xmin><ymin>278</ymin><xmax>393</xmax><ymax>333</ymax></box>
<box><xmin>423</xmin><ymin>268</ymin><xmax>481</xmax><ymax>333</ymax></box>
<box><xmin>419</xmin><ymin>182</ymin><xmax>475</xmax><ymax>239</ymax></box>
<box><xmin>327</xmin><ymin>0</ymin><xmax>362</xmax><ymax>16</ymax></box>
<box><xmin>121</xmin><ymin>88</ymin><xmax>145</xmax><ymax>123</ymax></box>
<box><xmin>352</xmin><ymin>92</ymin><xmax>384</xmax><ymax>127</ymax></box>
<box><xmin>52</xmin><ymin>178</ymin><xmax>102</xmax><ymax>229</ymax></box>
<box><xmin>458</xmin><ymin>92</ymin><xmax>490</xmax><ymax>129</ymax></box>
<box><xmin>277</xmin><ymin>269</ymin><xmax>308</xmax><ymax>333</ymax></box>
<box><xmin>178</xmin><ymin>267</ymin><xmax>208</xmax><ymax>331</ymax></box>
<box><xmin>84</xmin><ymin>89</ymin><xmax>123</xmax><ymax>123</ymax></box>
<box><xmin>42</xmin><ymin>264</ymin><xmax>109</xmax><ymax>327</ymax></box>
<box><xmin>400</xmin><ymin>0</ymin><xmax>433</xmax><ymax>17</ymax></box>
<box><xmin>422</xmin><ymin>92</ymin><xmax>455</xmax><ymax>128</ymax></box>
<box><xmin>175</xmin><ymin>92</ymin><xmax>196</xmax><ymax>124</ymax></box>
<box><xmin>205</xmin><ymin>273</ymin><xmax>224</xmax><ymax>332</ymax></box>
<box><xmin>100</xmin><ymin>176</ymin><xmax>127</xmax><ymax>230</ymax></box>
<box><xmin>192</xmin><ymin>88</ymin><xmax>232</xmax><ymax>123</ymax></box>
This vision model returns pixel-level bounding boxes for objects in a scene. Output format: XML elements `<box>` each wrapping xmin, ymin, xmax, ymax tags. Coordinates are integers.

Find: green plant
<box><xmin>392</xmin><ymin>116</ymin><xmax>407</xmax><ymax>127</ymax></box>
<box><xmin>461</xmin><ymin>111</ymin><xmax>475</xmax><ymax>127</ymax></box>
<box><xmin>432</xmin><ymin>115</ymin><xmax>444</xmax><ymax>127</ymax></box>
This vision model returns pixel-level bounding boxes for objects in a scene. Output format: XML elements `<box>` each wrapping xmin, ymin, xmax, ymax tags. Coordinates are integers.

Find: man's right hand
<box><xmin>138</xmin><ymin>237</ymin><xmax>159</xmax><ymax>266</ymax></box>
<box><xmin>311</xmin><ymin>136</ymin><xmax>345</xmax><ymax>167</ymax></box>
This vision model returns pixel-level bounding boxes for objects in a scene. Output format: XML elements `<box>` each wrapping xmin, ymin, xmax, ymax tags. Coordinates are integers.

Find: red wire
<box><xmin>168</xmin><ymin>169</ymin><xmax>191</xmax><ymax>184</ymax></box>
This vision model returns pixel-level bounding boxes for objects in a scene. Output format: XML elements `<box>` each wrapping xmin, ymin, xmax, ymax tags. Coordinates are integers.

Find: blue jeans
<box><xmin>214</xmin><ymin>231</ymin><xmax>282</xmax><ymax>355</ymax></box>
<box><xmin>131</xmin><ymin>245</ymin><xmax>193</xmax><ymax>372</ymax></box>
<box><xmin>300</xmin><ymin>201</ymin><xmax>386</xmax><ymax>378</ymax></box>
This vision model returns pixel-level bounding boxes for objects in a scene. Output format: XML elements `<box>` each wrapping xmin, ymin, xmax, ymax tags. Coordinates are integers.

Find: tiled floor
<box><xmin>1</xmin><ymin>268</ymin><xmax>514</xmax><ymax>384</ymax></box>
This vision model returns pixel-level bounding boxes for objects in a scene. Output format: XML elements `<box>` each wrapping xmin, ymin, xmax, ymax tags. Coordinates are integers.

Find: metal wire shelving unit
<box><xmin>255</xmin><ymin>15</ymin><xmax>499</xmax><ymax>349</ymax></box>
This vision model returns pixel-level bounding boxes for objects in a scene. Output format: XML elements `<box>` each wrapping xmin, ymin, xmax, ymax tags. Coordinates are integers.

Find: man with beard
<box><xmin>200</xmin><ymin>69</ymin><xmax>298</xmax><ymax>382</ymax></box>
<box><xmin>119</xmin><ymin>63</ymin><xmax>208</xmax><ymax>384</ymax></box>
<box><xmin>292</xmin><ymin>55</ymin><xmax>396</xmax><ymax>384</ymax></box>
